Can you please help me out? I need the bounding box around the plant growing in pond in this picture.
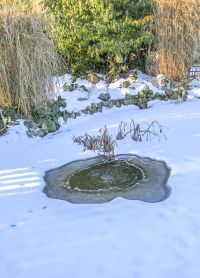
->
[73,120,167,156]
[73,126,117,157]
[116,119,167,142]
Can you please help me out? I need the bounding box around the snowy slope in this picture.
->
[0,77,200,278]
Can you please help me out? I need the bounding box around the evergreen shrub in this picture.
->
[43,0,153,77]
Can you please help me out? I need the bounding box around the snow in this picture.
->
[58,71,163,113]
[0,74,200,278]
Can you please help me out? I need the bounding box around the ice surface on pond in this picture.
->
[43,155,170,204]
[66,160,144,192]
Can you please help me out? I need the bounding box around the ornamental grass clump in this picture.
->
[151,0,200,81]
[0,0,63,116]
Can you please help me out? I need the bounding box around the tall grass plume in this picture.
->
[0,0,63,115]
[148,0,200,81]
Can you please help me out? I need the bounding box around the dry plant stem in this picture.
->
[141,121,167,141]
[116,121,128,140]
[74,121,167,156]
[73,126,117,157]
[120,120,167,142]
[130,120,142,142]
[149,0,200,81]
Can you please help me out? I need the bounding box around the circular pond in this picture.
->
[43,154,171,204]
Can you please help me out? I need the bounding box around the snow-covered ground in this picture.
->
[57,71,164,113]
[1,75,200,278]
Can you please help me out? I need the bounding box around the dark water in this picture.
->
[66,160,144,192]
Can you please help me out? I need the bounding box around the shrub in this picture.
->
[0,0,63,116]
[43,0,153,77]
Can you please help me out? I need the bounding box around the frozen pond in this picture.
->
[44,154,171,204]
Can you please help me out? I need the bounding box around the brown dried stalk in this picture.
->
[74,120,167,156]
[116,121,128,140]
[73,126,117,157]
[116,119,167,142]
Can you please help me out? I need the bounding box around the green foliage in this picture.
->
[43,0,153,76]
[63,82,89,92]
[63,82,78,91]
[25,96,67,136]
[0,106,18,135]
